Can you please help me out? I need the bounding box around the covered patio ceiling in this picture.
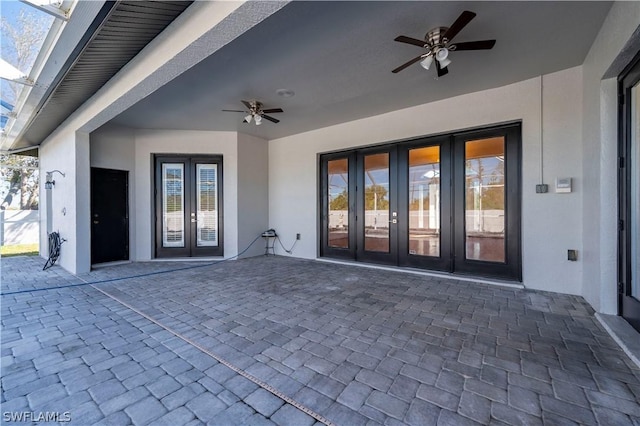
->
[109,1,612,140]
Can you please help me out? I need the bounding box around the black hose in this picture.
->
[43,232,65,270]
[4,232,265,296]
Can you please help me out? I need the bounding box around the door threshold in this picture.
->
[316,258,524,289]
[595,313,640,369]
[151,257,225,262]
[92,260,132,269]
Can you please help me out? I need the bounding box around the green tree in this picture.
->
[409,196,432,211]
[365,184,389,210]
[1,154,39,210]
[329,190,348,210]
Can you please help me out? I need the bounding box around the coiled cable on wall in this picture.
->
[275,235,298,254]
[43,232,65,271]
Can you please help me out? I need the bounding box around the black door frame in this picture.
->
[356,146,399,265]
[453,125,522,280]
[319,122,522,281]
[320,151,357,259]
[155,155,224,258]
[90,167,129,264]
[618,53,640,332]
[397,135,453,271]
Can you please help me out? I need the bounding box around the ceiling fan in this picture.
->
[222,100,283,125]
[392,10,496,77]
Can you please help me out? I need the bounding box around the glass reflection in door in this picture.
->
[327,158,350,249]
[162,163,185,248]
[196,164,218,247]
[408,146,440,257]
[364,153,390,252]
[465,137,505,262]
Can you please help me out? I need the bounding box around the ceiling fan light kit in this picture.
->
[223,100,284,125]
[420,55,434,70]
[438,57,452,68]
[435,47,449,62]
[392,10,496,77]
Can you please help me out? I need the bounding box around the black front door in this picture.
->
[619,54,640,333]
[155,156,223,258]
[91,168,129,264]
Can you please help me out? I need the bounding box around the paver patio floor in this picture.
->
[2,255,640,425]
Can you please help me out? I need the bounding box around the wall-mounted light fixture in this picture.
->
[45,170,65,190]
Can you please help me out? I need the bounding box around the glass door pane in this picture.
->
[408,146,440,257]
[162,163,185,248]
[631,82,639,300]
[465,137,505,262]
[364,153,390,252]
[328,158,349,248]
[196,164,218,247]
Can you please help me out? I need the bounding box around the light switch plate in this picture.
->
[556,178,572,193]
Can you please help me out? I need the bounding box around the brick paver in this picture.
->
[2,255,640,425]
[1,257,310,425]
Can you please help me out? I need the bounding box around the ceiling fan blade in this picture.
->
[452,40,496,51]
[443,10,476,43]
[222,109,245,112]
[392,54,424,73]
[261,114,280,124]
[394,35,426,48]
[262,108,283,114]
[435,60,449,77]
[241,100,252,110]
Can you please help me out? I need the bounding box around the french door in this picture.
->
[155,156,223,258]
[356,147,399,265]
[619,54,640,332]
[320,123,521,280]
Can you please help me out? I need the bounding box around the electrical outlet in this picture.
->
[296,233,301,240]
[536,184,548,193]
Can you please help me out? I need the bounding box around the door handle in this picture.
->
[191,219,197,223]
[389,219,397,224]
[93,220,99,224]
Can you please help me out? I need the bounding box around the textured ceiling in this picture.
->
[109,1,612,140]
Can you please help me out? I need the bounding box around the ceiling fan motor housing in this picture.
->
[425,27,449,49]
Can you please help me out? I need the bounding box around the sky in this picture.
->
[1,0,26,18]
[1,0,54,124]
